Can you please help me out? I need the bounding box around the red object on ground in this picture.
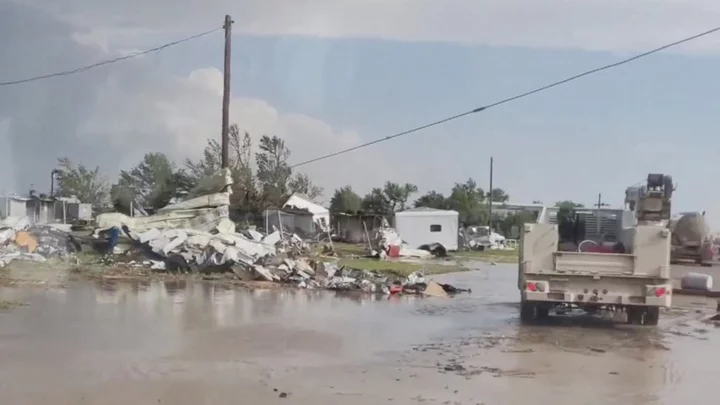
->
[584,244,614,254]
[387,245,401,257]
[389,285,403,294]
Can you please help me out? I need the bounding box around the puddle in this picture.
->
[0,263,717,404]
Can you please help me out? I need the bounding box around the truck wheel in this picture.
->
[626,307,643,325]
[643,308,660,326]
[536,306,550,319]
[520,301,536,323]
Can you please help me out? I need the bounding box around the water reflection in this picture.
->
[0,266,718,405]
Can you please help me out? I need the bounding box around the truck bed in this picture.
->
[518,222,673,309]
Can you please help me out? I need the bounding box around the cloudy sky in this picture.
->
[2,1,720,225]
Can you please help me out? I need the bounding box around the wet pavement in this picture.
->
[0,263,718,405]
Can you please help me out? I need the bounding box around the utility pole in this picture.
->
[488,156,494,230]
[221,14,233,168]
[594,193,609,237]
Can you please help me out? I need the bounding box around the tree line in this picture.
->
[54,124,583,235]
[55,125,323,216]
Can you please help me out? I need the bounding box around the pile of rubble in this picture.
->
[371,227,444,258]
[0,216,80,268]
[0,170,468,297]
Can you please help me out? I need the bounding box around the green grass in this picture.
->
[313,242,369,257]
[0,300,26,310]
[337,257,466,277]
[454,248,519,263]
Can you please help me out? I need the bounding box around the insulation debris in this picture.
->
[0,216,80,267]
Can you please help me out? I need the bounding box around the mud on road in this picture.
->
[0,263,718,405]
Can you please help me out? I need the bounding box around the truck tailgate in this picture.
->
[553,251,634,275]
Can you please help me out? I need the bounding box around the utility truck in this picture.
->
[518,174,673,325]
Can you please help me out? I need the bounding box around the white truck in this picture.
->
[518,174,673,325]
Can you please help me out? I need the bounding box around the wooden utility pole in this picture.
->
[221,14,233,168]
[488,156,494,230]
[594,193,609,236]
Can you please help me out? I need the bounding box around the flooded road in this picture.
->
[0,263,718,405]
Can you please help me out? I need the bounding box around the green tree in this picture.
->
[254,135,323,208]
[54,158,109,211]
[330,186,362,213]
[555,200,584,209]
[288,173,323,200]
[113,153,183,210]
[382,182,418,211]
[447,178,487,225]
[361,188,392,215]
[185,124,255,196]
[414,191,449,209]
[185,126,261,215]
[487,188,510,203]
[495,211,537,238]
[255,135,292,207]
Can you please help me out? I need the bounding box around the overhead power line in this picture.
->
[0,27,222,87]
[290,25,720,169]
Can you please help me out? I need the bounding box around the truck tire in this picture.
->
[520,300,536,323]
[536,306,550,319]
[643,308,660,326]
[626,307,643,325]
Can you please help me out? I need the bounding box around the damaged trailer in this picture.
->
[395,208,460,251]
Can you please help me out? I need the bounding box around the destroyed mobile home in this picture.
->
[0,169,467,297]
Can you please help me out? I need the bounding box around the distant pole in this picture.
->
[596,193,602,235]
[221,14,233,168]
[488,156,494,230]
[594,193,609,236]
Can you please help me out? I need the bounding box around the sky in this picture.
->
[2,1,720,226]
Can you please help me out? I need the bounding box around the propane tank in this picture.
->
[672,212,709,246]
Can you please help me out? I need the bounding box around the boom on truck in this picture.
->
[518,173,673,326]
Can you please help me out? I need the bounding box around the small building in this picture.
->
[282,193,330,230]
[395,207,460,251]
[263,193,331,237]
[0,195,29,219]
[333,213,387,244]
[0,194,92,224]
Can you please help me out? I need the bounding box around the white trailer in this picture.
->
[395,208,459,251]
[518,174,674,325]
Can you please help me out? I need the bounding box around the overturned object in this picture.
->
[681,272,713,291]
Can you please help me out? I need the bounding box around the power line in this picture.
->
[290,25,720,169]
[0,27,223,87]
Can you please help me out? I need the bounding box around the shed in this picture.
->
[333,213,387,244]
[282,193,330,231]
[395,207,460,251]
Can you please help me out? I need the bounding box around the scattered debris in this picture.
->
[0,216,80,268]
[0,170,469,297]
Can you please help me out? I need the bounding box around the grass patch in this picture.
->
[337,257,466,277]
[454,249,518,263]
[0,300,26,310]
[312,242,369,257]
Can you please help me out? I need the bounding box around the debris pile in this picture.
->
[0,216,79,268]
[371,227,434,259]
[0,169,468,297]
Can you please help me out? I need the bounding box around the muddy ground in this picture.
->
[0,262,718,405]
